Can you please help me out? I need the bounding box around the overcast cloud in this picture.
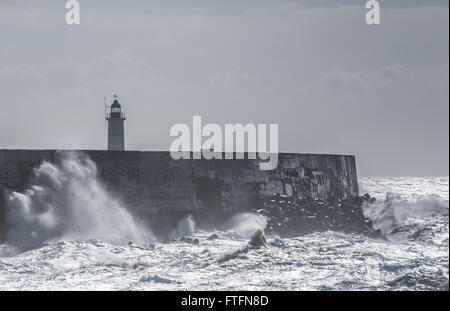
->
[0,0,448,176]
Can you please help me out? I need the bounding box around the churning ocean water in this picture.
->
[0,159,448,291]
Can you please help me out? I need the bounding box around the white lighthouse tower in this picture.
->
[106,94,126,151]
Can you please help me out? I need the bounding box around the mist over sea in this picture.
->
[0,155,448,290]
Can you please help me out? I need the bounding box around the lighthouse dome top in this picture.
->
[111,94,121,107]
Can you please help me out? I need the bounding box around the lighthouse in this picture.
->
[106,94,126,151]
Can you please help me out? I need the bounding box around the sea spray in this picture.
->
[5,151,152,247]
[227,212,268,239]
[363,193,449,234]
[168,215,196,240]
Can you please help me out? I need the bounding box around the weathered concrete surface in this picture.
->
[0,149,359,239]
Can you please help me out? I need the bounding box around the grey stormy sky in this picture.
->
[0,0,448,176]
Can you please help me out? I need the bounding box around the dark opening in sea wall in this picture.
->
[0,150,359,240]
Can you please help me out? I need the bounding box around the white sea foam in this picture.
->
[0,177,447,290]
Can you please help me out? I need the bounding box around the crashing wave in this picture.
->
[5,151,153,248]
[363,192,449,234]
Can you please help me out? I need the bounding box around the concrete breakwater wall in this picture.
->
[0,150,359,238]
